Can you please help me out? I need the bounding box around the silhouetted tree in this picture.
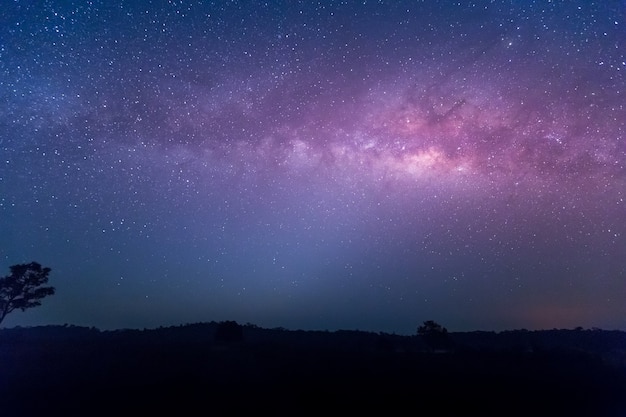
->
[417,320,451,351]
[214,320,243,343]
[417,320,447,336]
[0,262,55,326]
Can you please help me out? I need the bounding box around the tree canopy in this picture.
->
[417,320,448,337]
[417,320,451,351]
[0,262,55,326]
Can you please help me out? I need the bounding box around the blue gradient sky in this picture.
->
[1,0,625,333]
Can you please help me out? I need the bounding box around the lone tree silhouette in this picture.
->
[417,320,447,336]
[0,262,55,326]
[417,320,451,351]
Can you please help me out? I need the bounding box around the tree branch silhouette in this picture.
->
[0,262,55,326]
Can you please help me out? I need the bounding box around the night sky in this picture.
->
[1,0,625,333]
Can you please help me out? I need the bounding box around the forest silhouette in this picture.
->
[1,321,625,416]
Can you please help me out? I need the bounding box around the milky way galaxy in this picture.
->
[1,1,625,333]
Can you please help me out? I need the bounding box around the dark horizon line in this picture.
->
[2,320,623,335]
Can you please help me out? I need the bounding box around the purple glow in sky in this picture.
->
[1,0,625,333]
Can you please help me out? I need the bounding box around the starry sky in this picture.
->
[1,0,625,333]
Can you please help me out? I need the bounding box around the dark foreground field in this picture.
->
[1,323,625,416]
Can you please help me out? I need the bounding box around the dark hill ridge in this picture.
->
[1,323,625,416]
